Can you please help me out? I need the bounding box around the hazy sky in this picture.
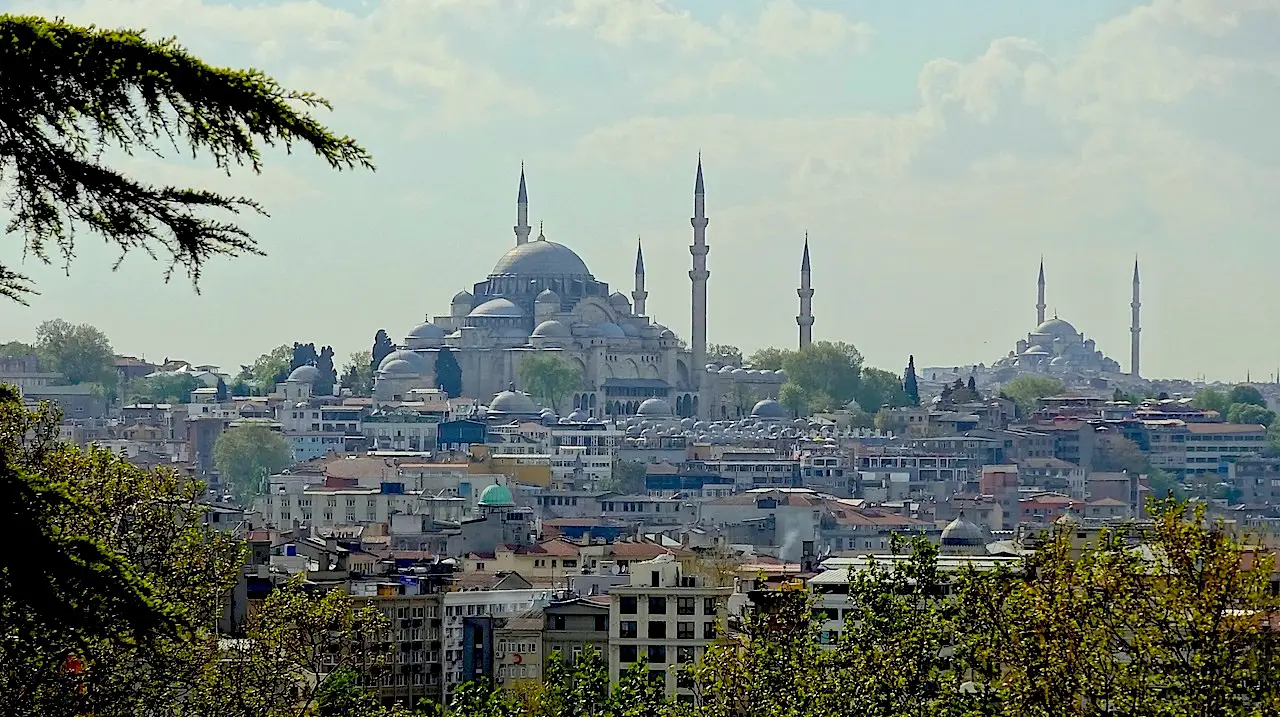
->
[4,0,1278,381]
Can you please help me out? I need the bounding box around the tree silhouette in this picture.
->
[435,348,463,399]
[316,345,336,396]
[370,330,394,375]
[903,355,920,406]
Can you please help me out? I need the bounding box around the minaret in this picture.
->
[514,164,531,246]
[1130,257,1141,377]
[1036,257,1046,325]
[796,233,814,350]
[689,155,709,391]
[632,237,648,316]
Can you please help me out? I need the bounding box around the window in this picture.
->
[594,615,608,632]
[620,596,637,615]
[677,597,696,615]
[703,597,718,615]
[677,622,694,639]
[648,621,667,639]
[703,621,717,639]
[676,669,694,689]
[563,559,578,568]
[551,615,566,631]
[651,570,660,587]
[677,646,695,664]
[619,645,638,663]
[647,645,666,663]
[620,621,637,639]
[648,597,667,615]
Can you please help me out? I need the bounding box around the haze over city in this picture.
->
[5,0,1278,381]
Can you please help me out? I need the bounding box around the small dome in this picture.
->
[379,349,428,374]
[636,398,673,417]
[774,369,787,379]
[567,409,589,422]
[659,329,676,340]
[536,288,560,304]
[941,514,987,548]
[609,291,631,309]
[380,359,416,375]
[1022,345,1051,356]
[452,290,474,304]
[718,365,734,374]
[407,322,447,340]
[1049,356,1068,366]
[531,320,570,338]
[490,389,537,415]
[478,482,515,507]
[596,322,626,339]
[750,399,788,420]
[469,298,524,318]
[287,364,320,383]
[732,368,748,376]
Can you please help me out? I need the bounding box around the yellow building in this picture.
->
[469,444,551,489]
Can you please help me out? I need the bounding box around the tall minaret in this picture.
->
[796,233,814,350]
[632,237,647,316]
[514,164,531,246]
[689,155,709,390]
[1036,257,1047,325]
[1131,257,1141,377]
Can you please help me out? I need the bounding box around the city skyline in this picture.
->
[4,0,1278,381]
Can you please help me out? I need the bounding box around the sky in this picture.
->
[3,0,1279,381]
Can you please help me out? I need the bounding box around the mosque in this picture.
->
[373,161,815,419]
[991,259,1141,377]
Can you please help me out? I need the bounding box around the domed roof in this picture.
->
[407,322,447,340]
[490,389,537,415]
[379,349,428,374]
[596,322,626,339]
[478,482,515,507]
[287,364,320,383]
[491,239,592,277]
[452,289,473,304]
[531,319,570,338]
[469,298,524,318]
[636,398,673,417]
[379,358,416,375]
[750,399,788,420]
[1035,318,1078,338]
[567,409,589,422]
[536,288,560,304]
[1022,345,1051,356]
[609,291,631,307]
[941,514,987,548]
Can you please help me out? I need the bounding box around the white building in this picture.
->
[442,588,549,696]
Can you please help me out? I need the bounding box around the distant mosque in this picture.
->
[372,160,818,419]
[992,259,1141,377]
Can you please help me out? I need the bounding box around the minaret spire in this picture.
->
[689,154,709,412]
[1036,257,1046,325]
[632,236,648,316]
[514,164,531,246]
[797,233,813,350]
[1131,256,1141,377]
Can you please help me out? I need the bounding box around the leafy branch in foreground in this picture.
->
[0,14,374,302]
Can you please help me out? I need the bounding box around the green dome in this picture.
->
[478,482,515,507]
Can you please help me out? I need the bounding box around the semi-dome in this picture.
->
[531,319,570,338]
[287,364,320,383]
[941,514,987,550]
[469,298,524,318]
[636,398,673,418]
[536,288,560,304]
[1035,318,1079,339]
[596,322,626,339]
[407,322,447,340]
[750,399,788,420]
[490,389,537,415]
[491,240,592,277]
[379,358,417,375]
[478,482,515,507]
[379,349,429,374]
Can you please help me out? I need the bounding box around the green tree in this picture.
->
[1227,384,1267,409]
[0,14,372,303]
[213,423,293,502]
[371,329,395,374]
[519,354,581,413]
[856,367,909,412]
[340,349,374,396]
[777,381,808,418]
[127,372,200,404]
[998,375,1064,415]
[604,458,647,494]
[34,319,115,386]
[250,344,292,390]
[903,354,920,406]
[1092,434,1148,474]
[1226,402,1276,427]
[1146,466,1184,501]
[1192,387,1230,414]
[784,341,863,407]
[436,347,463,398]
[707,343,743,367]
[0,340,35,357]
[747,347,790,371]
[1270,420,1280,452]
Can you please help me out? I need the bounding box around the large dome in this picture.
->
[287,364,320,383]
[490,389,537,415]
[491,240,592,277]
[1035,318,1079,339]
[750,399,788,420]
[636,398,673,418]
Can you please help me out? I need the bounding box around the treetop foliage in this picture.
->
[0,14,373,302]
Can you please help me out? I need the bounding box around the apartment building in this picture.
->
[1183,422,1268,476]
[442,586,548,697]
[1226,455,1280,505]
[350,579,447,708]
[608,554,731,702]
